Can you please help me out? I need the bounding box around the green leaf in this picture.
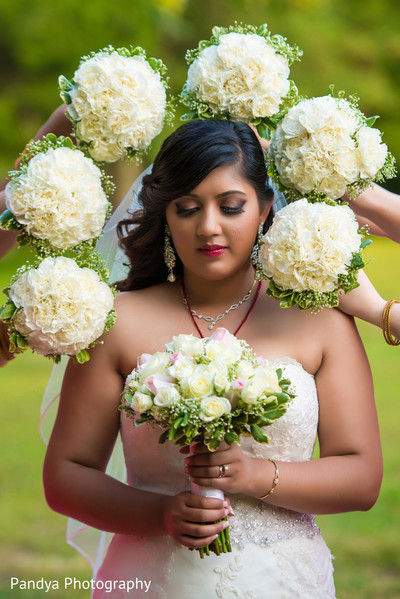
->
[158,429,170,444]
[75,349,90,364]
[263,407,287,420]
[205,438,220,451]
[365,115,379,127]
[250,424,270,444]
[224,431,241,445]
[0,299,18,321]
[360,239,373,250]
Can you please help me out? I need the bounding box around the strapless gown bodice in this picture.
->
[95,358,336,598]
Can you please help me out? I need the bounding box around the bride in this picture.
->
[43,120,382,598]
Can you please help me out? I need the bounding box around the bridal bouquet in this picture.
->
[1,134,113,253]
[121,327,293,557]
[180,23,302,138]
[269,91,396,202]
[258,199,371,312]
[59,46,173,163]
[0,256,115,363]
[0,134,117,363]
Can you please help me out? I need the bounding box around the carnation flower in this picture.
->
[181,24,302,135]
[59,47,171,163]
[5,146,109,250]
[6,256,115,359]
[259,199,370,311]
[269,94,395,201]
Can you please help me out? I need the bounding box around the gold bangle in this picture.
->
[256,458,279,500]
[13,138,34,170]
[382,300,400,346]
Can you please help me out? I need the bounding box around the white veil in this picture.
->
[39,166,286,576]
[39,165,152,575]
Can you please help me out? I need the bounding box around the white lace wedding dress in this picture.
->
[94,359,336,598]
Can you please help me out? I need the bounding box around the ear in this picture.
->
[260,195,274,222]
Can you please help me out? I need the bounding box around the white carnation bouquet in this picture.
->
[0,256,116,364]
[258,199,372,312]
[121,327,293,557]
[269,90,396,201]
[59,46,174,163]
[180,23,302,138]
[0,134,114,254]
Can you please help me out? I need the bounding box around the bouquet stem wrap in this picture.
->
[189,443,231,558]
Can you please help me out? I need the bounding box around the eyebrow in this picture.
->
[182,190,247,199]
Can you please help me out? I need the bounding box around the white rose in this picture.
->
[131,391,153,414]
[200,396,231,422]
[153,386,181,408]
[172,334,204,357]
[138,352,170,382]
[205,340,242,366]
[241,382,264,405]
[183,365,214,398]
[168,356,196,380]
[236,360,255,380]
[252,365,282,394]
[9,257,114,356]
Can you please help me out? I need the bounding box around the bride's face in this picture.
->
[165,164,272,281]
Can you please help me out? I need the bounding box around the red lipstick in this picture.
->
[198,244,226,257]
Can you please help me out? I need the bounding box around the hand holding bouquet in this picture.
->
[121,327,293,557]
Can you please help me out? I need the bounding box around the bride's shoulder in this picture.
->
[114,282,175,315]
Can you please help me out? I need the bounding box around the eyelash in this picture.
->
[176,206,245,217]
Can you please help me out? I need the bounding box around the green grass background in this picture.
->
[0,236,399,598]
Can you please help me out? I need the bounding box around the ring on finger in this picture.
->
[217,464,228,478]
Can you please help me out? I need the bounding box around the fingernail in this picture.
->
[228,507,235,516]
[212,534,219,541]
[224,508,229,517]
[222,521,229,529]
[223,500,228,507]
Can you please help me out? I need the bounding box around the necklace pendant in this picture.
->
[208,323,215,330]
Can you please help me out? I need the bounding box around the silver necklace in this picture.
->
[182,279,257,330]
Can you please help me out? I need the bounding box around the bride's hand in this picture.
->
[162,492,230,549]
[184,441,255,495]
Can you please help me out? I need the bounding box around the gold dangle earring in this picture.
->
[164,225,176,282]
[251,222,265,280]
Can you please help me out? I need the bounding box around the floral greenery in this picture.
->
[0,133,114,257]
[59,45,175,163]
[180,22,302,139]
[268,87,397,202]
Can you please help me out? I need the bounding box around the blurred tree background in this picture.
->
[1,1,400,598]
[0,0,399,192]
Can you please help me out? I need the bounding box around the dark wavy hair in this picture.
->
[117,120,274,291]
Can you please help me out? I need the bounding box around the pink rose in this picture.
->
[145,374,175,395]
[137,353,152,368]
[208,327,234,345]
[169,352,182,363]
[231,378,246,391]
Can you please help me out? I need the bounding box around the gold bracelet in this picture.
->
[256,458,279,500]
[13,138,34,170]
[382,300,400,346]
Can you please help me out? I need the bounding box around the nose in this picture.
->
[196,205,223,238]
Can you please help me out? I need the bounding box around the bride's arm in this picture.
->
[43,296,229,548]
[186,310,383,515]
